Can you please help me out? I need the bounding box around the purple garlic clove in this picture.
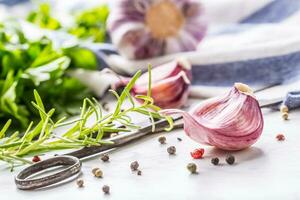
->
[161,83,264,151]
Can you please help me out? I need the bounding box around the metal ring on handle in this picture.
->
[15,155,81,190]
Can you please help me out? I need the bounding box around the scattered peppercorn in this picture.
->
[137,170,142,176]
[102,185,110,194]
[280,105,289,113]
[226,155,235,165]
[211,157,219,165]
[95,169,103,178]
[167,146,176,155]
[187,163,197,174]
[101,154,110,162]
[282,112,288,120]
[158,136,166,144]
[92,167,99,174]
[177,137,182,142]
[76,179,84,187]
[130,161,139,171]
[190,148,205,159]
[276,134,285,141]
[92,168,103,178]
[32,155,41,163]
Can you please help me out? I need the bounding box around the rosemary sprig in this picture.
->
[0,67,173,168]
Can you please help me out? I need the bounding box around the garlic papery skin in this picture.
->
[161,83,264,151]
[107,0,207,60]
[113,58,192,108]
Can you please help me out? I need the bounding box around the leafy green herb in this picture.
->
[0,23,97,129]
[27,3,61,30]
[0,67,173,169]
[27,3,109,42]
[68,5,109,42]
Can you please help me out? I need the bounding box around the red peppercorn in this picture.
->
[276,134,285,141]
[32,155,41,163]
[190,148,205,159]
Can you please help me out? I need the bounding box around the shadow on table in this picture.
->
[206,147,264,163]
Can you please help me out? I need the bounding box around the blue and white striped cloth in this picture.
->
[105,0,300,84]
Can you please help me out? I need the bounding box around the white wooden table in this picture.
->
[1,99,300,200]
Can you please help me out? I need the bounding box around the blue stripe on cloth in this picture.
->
[283,91,300,109]
[241,0,300,23]
[0,0,28,6]
[191,50,300,86]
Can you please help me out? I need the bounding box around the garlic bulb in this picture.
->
[113,58,192,108]
[161,83,264,150]
[107,0,207,59]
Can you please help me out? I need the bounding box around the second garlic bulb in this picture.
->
[107,0,207,60]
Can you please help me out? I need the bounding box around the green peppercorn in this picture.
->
[187,163,197,174]
[282,112,289,120]
[92,167,99,175]
[92,168,103,177]
[226,155,235,165]
[167,146,176,155]
[280,105,288,113]
[158,136,166,144]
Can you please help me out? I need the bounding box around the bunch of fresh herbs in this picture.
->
[0,22,97,129]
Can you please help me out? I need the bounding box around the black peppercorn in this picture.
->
[101,154,110,162]
[167,146,176,155]
[137,170,142,176]
[211,157,219,165]
[226,155,235,165]
[158,136,166,144]
[76,179,84,187]
[177,137,182,142]
[130,161,139,171]
[102,185,110,194]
